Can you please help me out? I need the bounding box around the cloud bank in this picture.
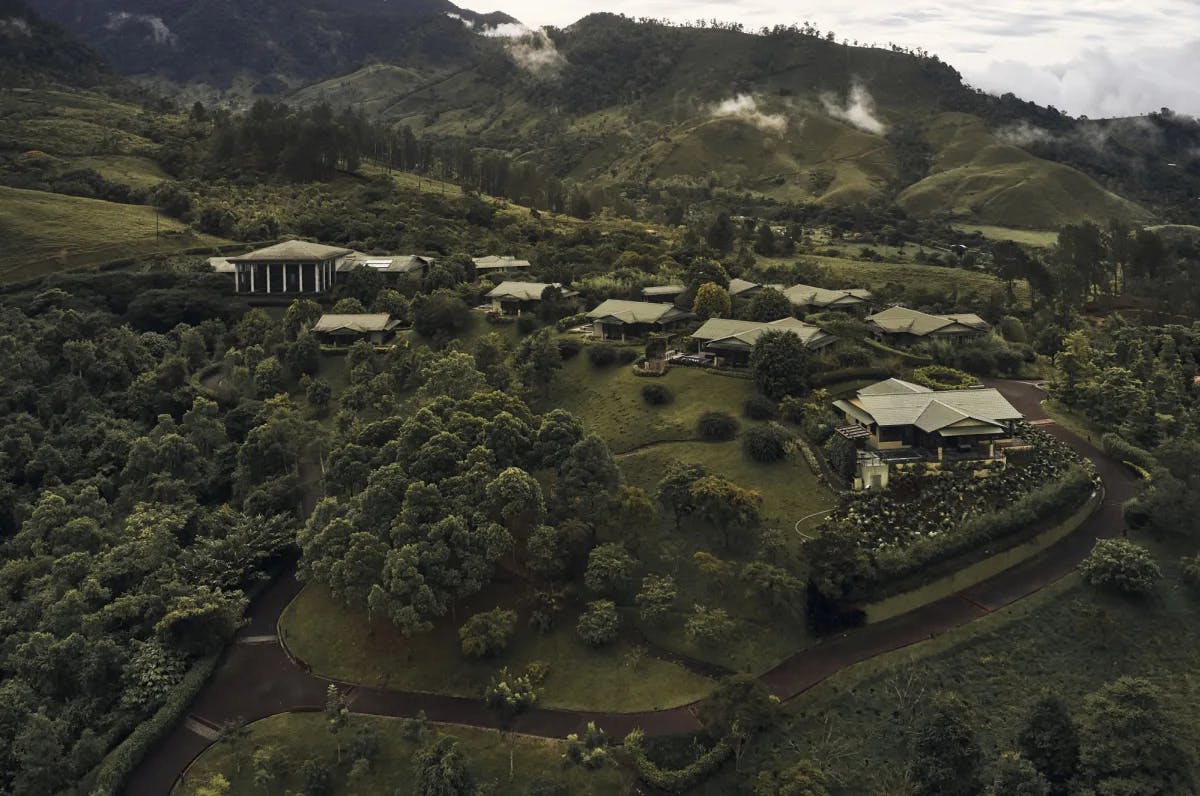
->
[447,14,566,78]
[710,94,788,133]
[105,12,175,46]
[821,83,886,134]
[0,17,32,37]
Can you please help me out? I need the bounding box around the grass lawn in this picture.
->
[953,223,1059,248]
[1043,399,1106,447]
[0,186,225,283]
[699,537,1200,795]
[173,713,632,795]
[541,354,758,454]
[279,581,714,712]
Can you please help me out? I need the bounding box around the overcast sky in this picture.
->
[482,0,1200,118]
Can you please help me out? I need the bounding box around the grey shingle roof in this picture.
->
[857,378,932,396]
[339,254,431,273]
[473,255,531,270]
[227,240,353,262]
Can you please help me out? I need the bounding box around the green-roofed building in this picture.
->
[691,317,835,366]
[866,305,991,346]
[585,299,695,340]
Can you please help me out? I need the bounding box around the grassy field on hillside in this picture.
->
[953,223,1059,248]
[174,713,632,796]
[73,154,169,189]
[899,113,1150,229]
[280,581,714,712]
[0,186,225,283]
[540,354,759,454]
[699,538,1200,794]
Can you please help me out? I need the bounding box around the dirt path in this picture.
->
[124,380,1135,795]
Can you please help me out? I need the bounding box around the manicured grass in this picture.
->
[618,439,832,531]
[173,713,631,795]
[541,354,758,454]
[1043,399,1106,446]
[0,185,225,283]
[702,538,1200,794]
[279,582,713,712]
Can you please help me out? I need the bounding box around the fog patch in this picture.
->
[0,17,32,37]
[821,82,887,135]
[446,14,565,78]
[106,12,175,46]
[710,94,789,134]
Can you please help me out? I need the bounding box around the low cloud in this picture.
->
[447,14,566,78]
[821,82,887,134]
[973,40,1200,118]
[106,11,175,46]
[710,94,788,134]
[0,17,32,37]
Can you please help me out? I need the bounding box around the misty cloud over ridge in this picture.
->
[447,13,566,78]
[710,95,788,133]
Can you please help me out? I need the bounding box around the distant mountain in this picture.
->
[0,0,106,85]
[24,0,512,89]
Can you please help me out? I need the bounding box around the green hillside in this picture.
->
[0,185,222,282]
[897,113,1150,228]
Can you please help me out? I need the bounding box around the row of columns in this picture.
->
[236,260,339,294]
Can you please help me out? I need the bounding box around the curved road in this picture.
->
[124,380,1135,795]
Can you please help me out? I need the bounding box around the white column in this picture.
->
[249,265,255,293]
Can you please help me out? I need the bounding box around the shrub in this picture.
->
[642,384,673,406]
[1182,555,1200,595]
[584,543,635,595]
[576,600,620,646]
[779,396,805,424]
[910,364,976,390]
[1080,539,1161,596]
[516,315,540,334]
[624,729,732,793]
[617,347,639,365]
[458,608,518,658]
[697,411,739,441]
[742,423,792,463]
[1100,433,1157,475]
[743,395,779,420]
[555,312,589,332]
[556,338,582,359]
[588,343,619,367]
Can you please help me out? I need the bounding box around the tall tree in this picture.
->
[908,692,983,796]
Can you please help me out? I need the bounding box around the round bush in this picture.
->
[743,395,779,421]
[576,600,620,647]
[516,315,540,334]
[588,344,619,367]
[642,383,674,406]
[617,348,639,365]
[697,411,739,441]
[556,338,582,359]
[1080,538,1161,596]
[742,423,792,463]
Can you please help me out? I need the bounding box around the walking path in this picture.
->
[124,380,1135,795]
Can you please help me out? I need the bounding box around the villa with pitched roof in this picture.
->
[834,378,1023,456]
[833,378,1025,488]
[473,255,532,274]
[585,299,695,340]
[783,283,875,313]
[867,306,990,346]
[691,317,836,366]
[641,284,686,303]
[312,313,401,346]
[484,281,578,315]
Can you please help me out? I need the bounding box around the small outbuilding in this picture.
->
[312,313,401,346]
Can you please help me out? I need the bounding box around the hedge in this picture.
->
[863,337,933,363]
[555,312,590,332]
[811,366,892,388]
[870,465,1096,595]
[86,653,223,795]
[624,729,732,793]
[1100,432,1158,476]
